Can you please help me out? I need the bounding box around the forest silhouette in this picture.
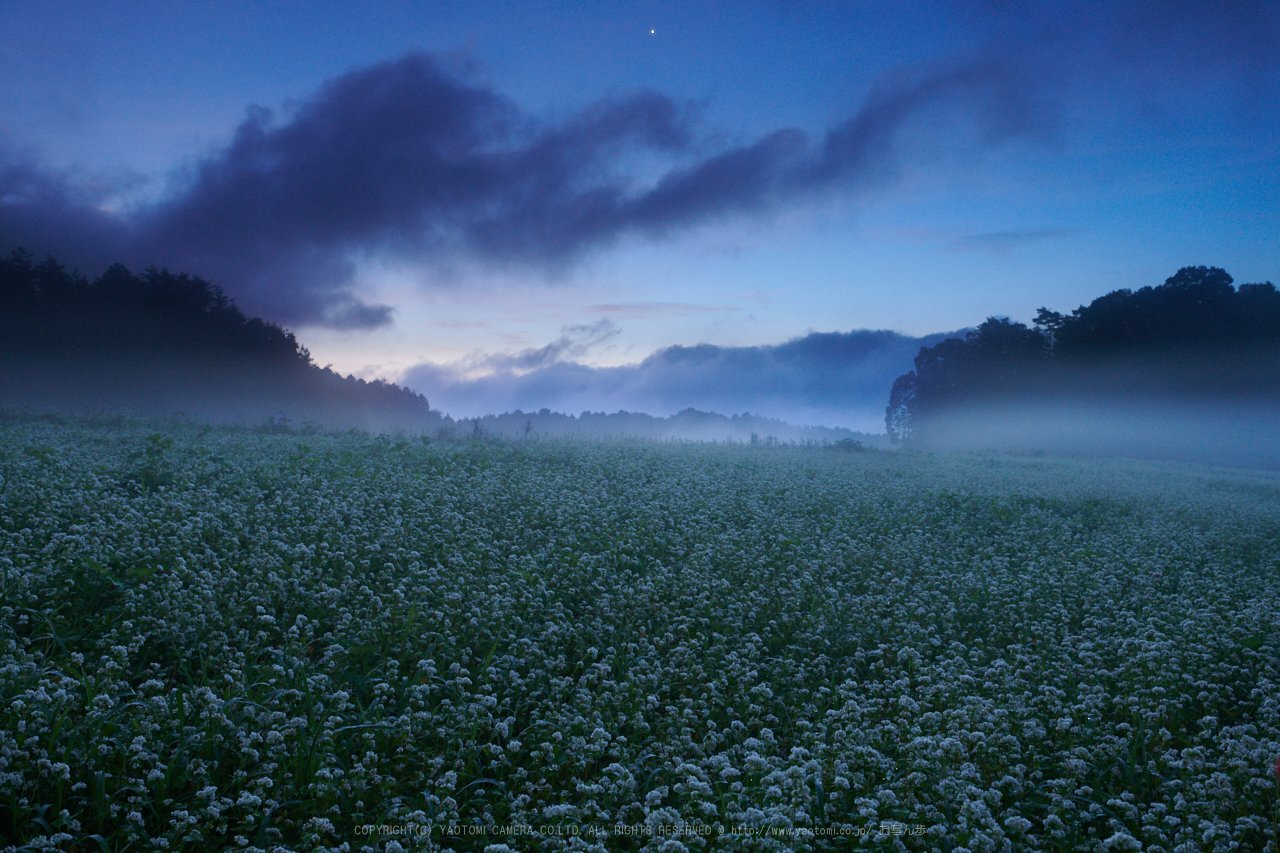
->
[887,267,1280,467]
[0,248,431,430]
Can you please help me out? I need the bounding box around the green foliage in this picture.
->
[122,433,175,494]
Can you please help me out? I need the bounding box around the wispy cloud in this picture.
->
[445,319,621,377]
[585,302,738,317]
[946,227,1082,255]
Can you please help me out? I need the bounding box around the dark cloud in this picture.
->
[322,298,396,331]
[402,328,963,432]
[807,60,1048,187]
[0,50,1052,329]
[135,57,696,317]
[3,0,1273,328]
[0,145,131,274]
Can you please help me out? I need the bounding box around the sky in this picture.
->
[2,0,1277,432]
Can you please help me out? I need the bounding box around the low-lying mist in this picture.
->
[913,399,1280,470]
[0,356,438,435]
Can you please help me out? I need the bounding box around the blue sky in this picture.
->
[2,0,1276,431]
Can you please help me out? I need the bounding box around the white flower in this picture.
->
[1103,831,1143,851]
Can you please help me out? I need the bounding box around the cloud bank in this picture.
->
[402,327,963,433]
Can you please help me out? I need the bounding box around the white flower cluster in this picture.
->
[1,415,1278,852]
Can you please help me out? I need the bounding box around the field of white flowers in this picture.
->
[2,413,1278,853]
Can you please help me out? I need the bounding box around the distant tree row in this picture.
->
[458,407,887,446]
[1,248,310,365]
[0,247,432,429]
[886,267,1280,445]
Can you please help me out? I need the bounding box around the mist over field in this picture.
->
[908,400,1280,471]
[5,248,1279,469]
[882,269,1280,470]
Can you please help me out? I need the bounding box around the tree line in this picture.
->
[0,248,432,430]
[886,266,1280,450]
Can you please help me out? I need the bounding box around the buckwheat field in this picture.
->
[3,414,1278,853]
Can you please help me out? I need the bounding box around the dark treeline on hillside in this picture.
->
[887,267,1280,467]
[456,407,890,446]
[0,248,433,431]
